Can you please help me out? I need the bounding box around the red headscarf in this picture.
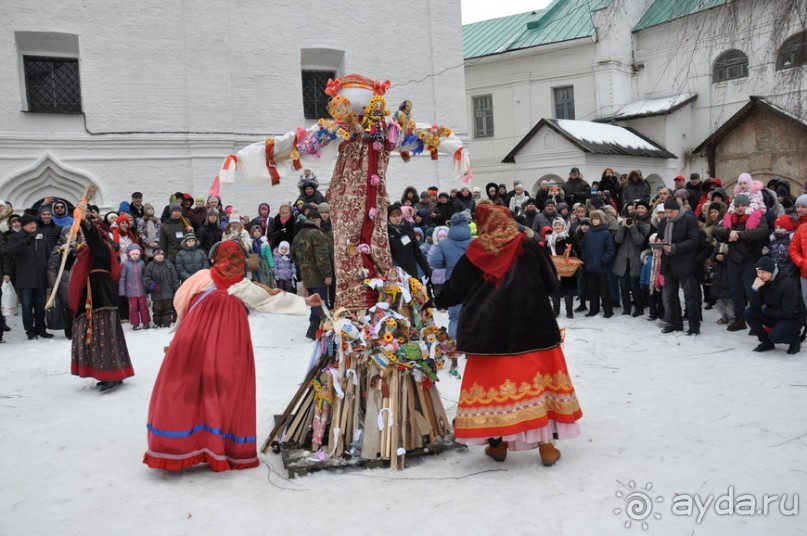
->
[465,202,526,283]
[210,240,246,289]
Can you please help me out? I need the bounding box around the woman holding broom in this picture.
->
[432,201,583,466]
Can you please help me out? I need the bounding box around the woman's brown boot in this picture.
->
[485,441,508,462]
[538,442,561,466]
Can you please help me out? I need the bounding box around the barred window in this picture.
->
[473,94,494,138]
[302,70,335,119]
[24,55,82,113]
[777,32,807,71]
[713,50,749,82]
[553,86,575,120]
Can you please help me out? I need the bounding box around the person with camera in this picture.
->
[613,205,651,317]
[7,214,52,339]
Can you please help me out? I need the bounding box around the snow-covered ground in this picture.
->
[2,306,806,536]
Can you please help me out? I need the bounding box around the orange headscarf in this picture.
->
[210,240,246,289]
[465,202,526,283]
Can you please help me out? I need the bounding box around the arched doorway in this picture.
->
[0,153,102,209]
[531,174,563,196]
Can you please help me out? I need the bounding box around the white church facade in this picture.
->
[463,0,807,194]
[0,1,467,212]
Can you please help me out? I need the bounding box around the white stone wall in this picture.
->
[0,0,467,214]
[464,0,807,190]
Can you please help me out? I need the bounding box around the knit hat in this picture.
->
[472,187,481,193]
[556,202,569,212]
[169,203,182,213]
[20,213,36,226]
[579,218,591,226]
[737,172,753,185]
[589,197,603,209]
[733,194,750,206]
[420,191,430,199]
[278,240,290,252]
[774,214,795,231]
[796,194,807,207]
[126,243,142,253]
[655,203,667,214]
[544,198,556,207]
[153,248,164,256]
[195,196,206,203]
[674,189,689,199]
[318,202,330,213]
[755,256,776,273]
[228,212,241,223]
[182,233,197,244]
[388,203,403,216]
[663,198,680,211]
[450,212,468,226]
[117,212,132,223]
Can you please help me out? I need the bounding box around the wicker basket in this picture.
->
[551,246,583,278]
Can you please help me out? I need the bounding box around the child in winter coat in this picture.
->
[428,226,450,295]
[766,214,796,278]
[119,244,151,330]
[273,240,297,293]
[175,233,209,282]
[722,172,765,229]
[546,217,580,319]
[143,248,180,328]
[254,235,276,287]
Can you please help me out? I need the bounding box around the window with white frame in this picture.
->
[553,86,575,120]
[713,49,749,82]
[300,48,344,120]
[473,94,494,138]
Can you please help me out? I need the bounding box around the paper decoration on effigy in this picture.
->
[262,267,462,474]
[215,73,471,310]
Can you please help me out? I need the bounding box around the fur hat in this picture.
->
[589,210,605,222]
[733,194,750,207]
[755,256,776,273]
[20,213,37,226]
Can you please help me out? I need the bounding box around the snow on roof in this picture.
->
[556,119,658,151]
[609,93,697,120]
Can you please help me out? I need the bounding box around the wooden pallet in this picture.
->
[271,416,466,478]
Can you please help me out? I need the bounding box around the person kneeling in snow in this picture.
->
[744,256,805,355]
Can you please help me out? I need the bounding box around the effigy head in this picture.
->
[325,74,391,116]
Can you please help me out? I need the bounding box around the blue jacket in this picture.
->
[583,224,615,274]
[428,221,472,279]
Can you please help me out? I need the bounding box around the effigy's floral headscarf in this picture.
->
[210,240,246,289]
[465,201,525,283]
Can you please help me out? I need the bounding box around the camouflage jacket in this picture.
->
[290,221,332,288]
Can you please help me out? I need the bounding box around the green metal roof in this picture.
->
[463,0,612,60]
[633,0,733,31]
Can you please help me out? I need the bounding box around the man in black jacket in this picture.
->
[387,204,431,282]
[37,207,63,250]
[744,256,804,354]
[656,198,701,335]
[7,214,52,339]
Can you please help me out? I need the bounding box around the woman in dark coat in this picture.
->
[582,210,615,318]
[267,204,296,249]
[387,204,431,280]
[545,217,580,318]
[69,209,134,393]
[433,201,582,466]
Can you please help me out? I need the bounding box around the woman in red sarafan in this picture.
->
[433,201,583,466]
[144,240,320,472]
